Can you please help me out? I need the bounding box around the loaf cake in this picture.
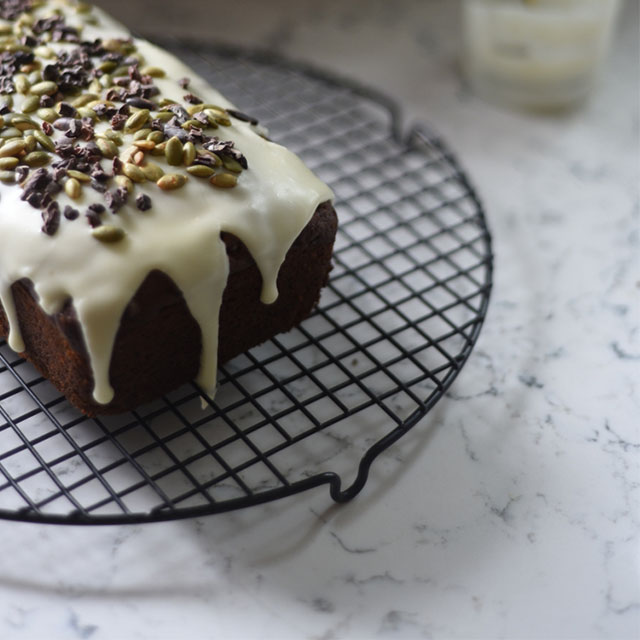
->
[0,0,336,415]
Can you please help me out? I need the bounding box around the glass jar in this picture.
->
[461,0,622,110]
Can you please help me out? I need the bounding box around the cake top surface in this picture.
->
[0,0,333,405]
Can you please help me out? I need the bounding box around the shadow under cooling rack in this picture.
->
[0,41,493,524]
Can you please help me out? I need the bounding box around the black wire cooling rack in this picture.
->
[0,41,493,524]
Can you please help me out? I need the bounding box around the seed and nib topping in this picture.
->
[0,0,257,242]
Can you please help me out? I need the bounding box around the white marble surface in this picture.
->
[1,1,639,638]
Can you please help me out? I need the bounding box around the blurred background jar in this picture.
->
[461,0,622,110]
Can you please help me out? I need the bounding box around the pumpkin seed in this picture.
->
[141,66,166,78]
[24,134,36,152]
[0,127,22,139]
[88,78,102,94]
[154,111,173,122]
[187,164,215,178]
[157,173,187,190]
[0,139,26,157]
[23,151,51,167]
[0,157,18,169]
[142,162,164,181]
[97,60,118,73]
[92,225,126,243]
[33,129,55,152]
[104,129,123,145]
[181,119,202,130]
[182,141,196,166]
[36,107,58,123]
[133,140,155,151]
[147,130,164,144]
[34,45,54,59]
[29,80,58,96]
[210,172,238,188]
[71,93,99,108]
[67,169,91,182]
[125,109,150,133]
[64,177,81,199]
[77,107,97,121]
[222,157,244,173]
[13,118,38,131]
[21,94,40,113]
[165,136,183,166]
[99,73,113,89]
[123,163,146,183]
[133,127,152,141]
[150,142,166,156]
[115,175,133,192]
[13,74,29,94]
[186,104,205,116]
[96,137,118,159]
[28,70,42,85]
[0,170,15,183]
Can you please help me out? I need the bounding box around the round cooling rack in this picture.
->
[0,40,493,524]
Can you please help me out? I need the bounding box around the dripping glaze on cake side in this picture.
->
[0,0,333,405]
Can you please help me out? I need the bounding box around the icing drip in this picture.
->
[0,1,333,404]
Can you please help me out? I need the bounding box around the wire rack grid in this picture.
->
[0,41,493,524]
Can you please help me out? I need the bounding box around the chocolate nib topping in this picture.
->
[0,0,32,21]
[0,6,252,238]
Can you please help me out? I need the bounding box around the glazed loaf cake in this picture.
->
[0,1,336,415]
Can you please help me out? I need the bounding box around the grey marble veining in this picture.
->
[0,1,638,639]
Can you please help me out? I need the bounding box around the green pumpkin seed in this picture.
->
[75,2,92,13]
[28,70,42,84]
[187,164,215,178]
[77,107,97,121]
[115,175,133,193]
[182,141,196,166]
[34,45,54,59]
[142,162,164,182]
[125,109,150,133]
[210,172,238,188]
[222,157,244,173]
[96,137,118,159]
[164,136,183,166]
[92,225,126,243]
[13,74,29,94]
[99,73,113,89]
[67,169,91,182]
[24,134,36,152]
[64,177,81,199]
[123,163,146,183]
[0,115,4,128]
[186,104,205,116]
[133,127,152,141]
[29,80,58,96]
[133,140,155,151]
[0,156,18,169]
[0,170,15,183]
[0,127,22,139]
[154,111,173,123]
[141,66,166,78]
[104,129,123,145]
[147,130,164,144]
[88,78,102,94]
[0,139,26,157]
[159,98,177,107]
[21,94,40,113]
[97,60,118,73]
[36,107,58,123]
[33,129,55,152]
[23,151,50,167]
[71,93,99,108]
[157,173,188,190]
[181,119,202,130]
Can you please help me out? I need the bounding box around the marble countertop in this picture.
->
[1,1,638,638]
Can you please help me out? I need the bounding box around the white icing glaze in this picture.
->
[0,1,333,405]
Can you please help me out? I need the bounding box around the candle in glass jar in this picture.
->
[462,0,621,109]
